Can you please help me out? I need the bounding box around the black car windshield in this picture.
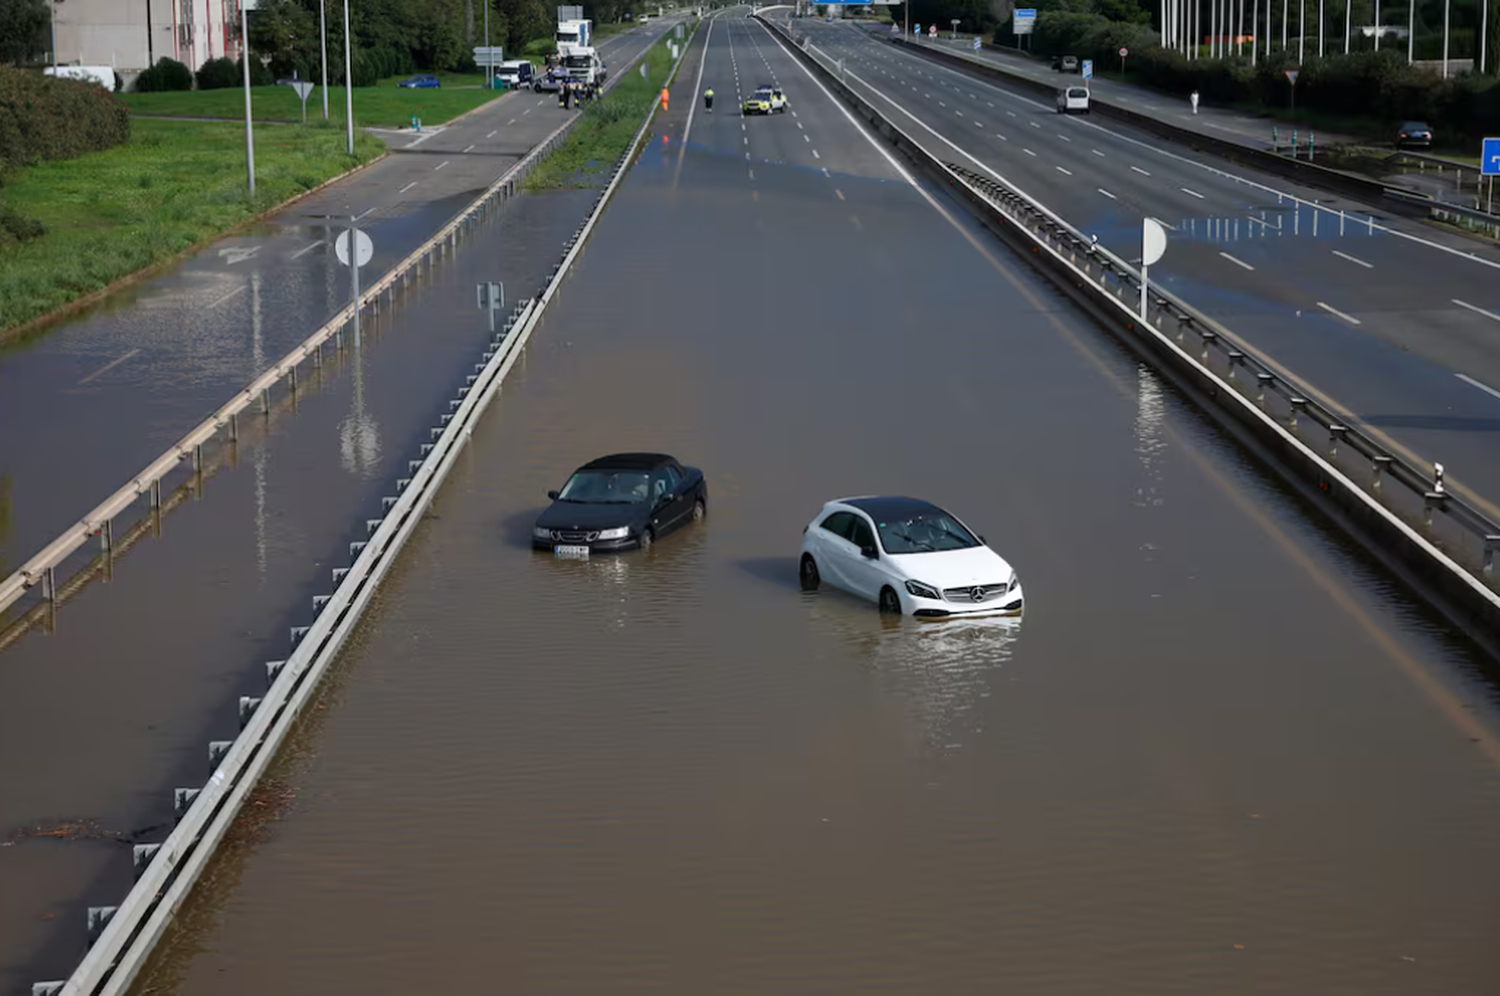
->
[874,512,981,554]
[1401,121,1429,130]
[557,469,652,503]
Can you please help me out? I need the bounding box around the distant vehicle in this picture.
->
[43,65,116,91]
[1395,120,1433,149]
[798,496,1024,617]
[532,453,707,555]
[496,60,535,88]
[1057,85,1090,114]
[398,74,441,89]
[532,69,563,92]
[743,85,788,115]
[1052,55,1079,72]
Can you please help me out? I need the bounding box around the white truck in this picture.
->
[559,47,607,86]
[556,19,594,58]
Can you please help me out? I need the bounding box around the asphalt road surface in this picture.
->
[774,15,1500,521]
[0,19,675,588]
[122,16,1500,996]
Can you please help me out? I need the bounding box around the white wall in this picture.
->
[52,0,246,73]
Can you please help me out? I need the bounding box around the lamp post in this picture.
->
[343,0,354,154]
[320,0,329,119]
[1442,0,1450,76]
[241,0,256,195]
[51,0,60,73]
[485,0,492,88]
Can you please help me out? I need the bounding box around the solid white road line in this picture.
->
[1097,187,1116,199]
[77,349,142,386]
[1317,301,1362,325]
[1219,251,1255,270]
[1024,148,1036,156]
[1180,186,1205,199]
[1092,148,1105,156]
[1332,249,1373,268]
[1131,165,1150,175]
[1056,166,1073,175]
[1452,298,1500,322]
[1456,373,1500,401]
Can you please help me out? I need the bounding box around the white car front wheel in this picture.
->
[879,586,901,615]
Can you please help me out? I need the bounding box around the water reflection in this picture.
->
[338,345,383,479]
[1133,364,1166,509]
[803,590,1022,753]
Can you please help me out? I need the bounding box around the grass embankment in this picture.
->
[121,74,500,128]
[523,33,681,191]
[0,119,383,337]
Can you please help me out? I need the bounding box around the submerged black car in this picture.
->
[532,453,707,553]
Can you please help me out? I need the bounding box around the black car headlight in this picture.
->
[904,580,940,600]
[596,526,630,541]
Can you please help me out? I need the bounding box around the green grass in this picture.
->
[524,30,684,191]
[0,118,383,337]
[121,77,502,128]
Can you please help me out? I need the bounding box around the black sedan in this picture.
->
[532,453,707,554]
[1396,121,1433,149]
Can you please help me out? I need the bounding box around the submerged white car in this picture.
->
[798,496,1024,617]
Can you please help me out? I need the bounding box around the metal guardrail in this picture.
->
[31,23,699,996]
[765,16,1500,656]
[0,30,675,626]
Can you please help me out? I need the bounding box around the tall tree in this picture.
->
[0,0,49,66]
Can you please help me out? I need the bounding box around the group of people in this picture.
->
[557,79,602,109]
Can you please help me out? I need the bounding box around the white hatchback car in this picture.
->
[1057,85,1090,114]
[799,496,1024,617]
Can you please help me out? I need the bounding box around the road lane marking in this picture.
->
[1098,187,1116,199]
[1023,148,1036,156]
[1219,251,1255,270]
[487,129,498,137]
[1453,298,1500,321]
[208,285,247,308]
[1332,249,1373,268]
[463,144,475,152]
[1317,301,1362,325]
[1180,186,1205,198]
[803,133,810,142]
[434,160,450,170]
[812,149,820,159]
[1457,373,1500,401]
[398,181,418,193]
[1057,134,1072,142]
[1056,166,1072,175]
[523,107,532,115]
[1092,148,1105,156]
[851,215,862,230]
[822,166,831,176]
[77,349,142,386]
[290,240,322,259]
[1131,165,1151,175]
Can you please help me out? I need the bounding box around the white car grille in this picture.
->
[942,583,1009,603]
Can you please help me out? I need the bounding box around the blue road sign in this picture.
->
[1082,59,1094,78]
[1483,137,1500,177]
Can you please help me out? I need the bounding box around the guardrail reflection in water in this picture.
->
[765,17,1500,654]
[33,22,701,996]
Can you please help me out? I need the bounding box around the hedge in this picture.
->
[0,67,132,170]
[135,57,194,92]
[196,56,275,89]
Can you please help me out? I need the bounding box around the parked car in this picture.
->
[1395,121,1433,149]
[1057,85,1090,114]
[798,496,1024,618]
[532,453,707,555]
[397,74,441,89]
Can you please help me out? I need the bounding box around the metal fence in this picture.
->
[767,16,1500,656]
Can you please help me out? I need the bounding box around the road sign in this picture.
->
[477,281,504,311]
[1482,137,1500,176]
[1013,8,1037,34]
[558,5,583,20]
[1082,58,1094,78]
[973,36,982,50]
[287,80,314,101]
[1285,68,1299,85]
[1140,217,1168,319]
[473,46,504,66]
[335,229,373,269]
[1118,46,1129,57]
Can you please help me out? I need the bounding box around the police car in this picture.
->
[742,85,788,115]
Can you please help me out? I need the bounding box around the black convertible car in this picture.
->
[532,453,707,554]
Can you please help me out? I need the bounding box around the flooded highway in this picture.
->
[132,18,1500,996]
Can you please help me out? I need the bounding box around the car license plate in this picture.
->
[554,544,590,559]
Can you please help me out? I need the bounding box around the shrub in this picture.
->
[0,203,46,245]
[0,67,132,170]
[197,56,240,90]
[135,57,194,92]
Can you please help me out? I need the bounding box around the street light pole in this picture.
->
[485,0,491,89]
[343,0,354,154]
[51,0,59,73]
[320,0,329,119]
[1442,0,1450,76]
[241,0,255,196]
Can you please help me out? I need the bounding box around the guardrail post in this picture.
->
[150,478,162,509]
[1288,397,1307,429]
[86,907,117,947]
[238,696,263,729]
[1329,424,1348,457]
[192,444,203,473]
[290,625,311,646]
[208,741,232,769]
[261,388,271,413]
[1255,372,1273,406]
[132,844,161,880]
[34,980,65,995]
[42,566,56,602]
[229,413,239,441]
[266,659,286,683]
[1199,330,1217,362]
[1423,490,1448,532]
[173,787,200,821]
[99,519,113,553]
[1485,536,1499,574]
[1226,350,1245,380]
[288,364,298,393]
[1373,454,1393,489]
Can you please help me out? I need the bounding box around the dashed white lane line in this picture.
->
[835,188,845,200]
[1131,165,1151,175]
[1057,134,1072,142]
[290,239,323,259]
[1180,186,1204,199]
[1055,166,1073,175]
[974,119,983,126]
[77,348,142,386]
[398,181,418,193]
[1317,301,1362,325]
[796,120,802,128]
[523,107,532,115]
[822,166,830,176]
[1098,187,1116,199]
[487,129,498,137]
[939,100,947,107]
[812,149,821,159]
[1457,373,1500,401]
[1092,148,1105,156]
[1023,148,1036,156]
[955,109,963,116]
[1453,298,1500,321]
[1219,251,1255,270]
[802,132,810,142]
[463,144,475,153]
[434,160,450,171]
[1332,249,1373,268]
[1006,110,1016,117]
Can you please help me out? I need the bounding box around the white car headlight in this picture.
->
[597,526,630,540]
[904,580,940,600]
[533,526,552,539]
[1007,573,1020,592]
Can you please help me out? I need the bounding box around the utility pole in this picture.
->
[51,0,60,72]
[1442,0,1450,76]
[343,0,354,153]
[321,0,330,119]
[241,0,256,195]
[484,0,491,88]
[146,0,154,66]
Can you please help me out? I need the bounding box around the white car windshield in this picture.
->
[874,512,981,554]
[558,470,652,504]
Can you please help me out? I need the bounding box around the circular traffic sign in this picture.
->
[1119,46,1129,57]
[334,229,374,269]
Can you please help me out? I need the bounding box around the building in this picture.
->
[52,0,250,76]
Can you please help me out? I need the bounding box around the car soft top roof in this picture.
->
[579,452,678,471]
[839,495,946,519]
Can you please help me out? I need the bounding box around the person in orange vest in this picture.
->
[661,87,669,110]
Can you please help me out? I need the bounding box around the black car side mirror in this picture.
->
[547,490,559,500]
[861,545,878,560]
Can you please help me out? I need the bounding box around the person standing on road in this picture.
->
[1190,89,1200,114]
[704,87,714,112]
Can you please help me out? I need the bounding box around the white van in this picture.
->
[1057,85,1090,114]
[44,65,117,92]
[496,60,535,89]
